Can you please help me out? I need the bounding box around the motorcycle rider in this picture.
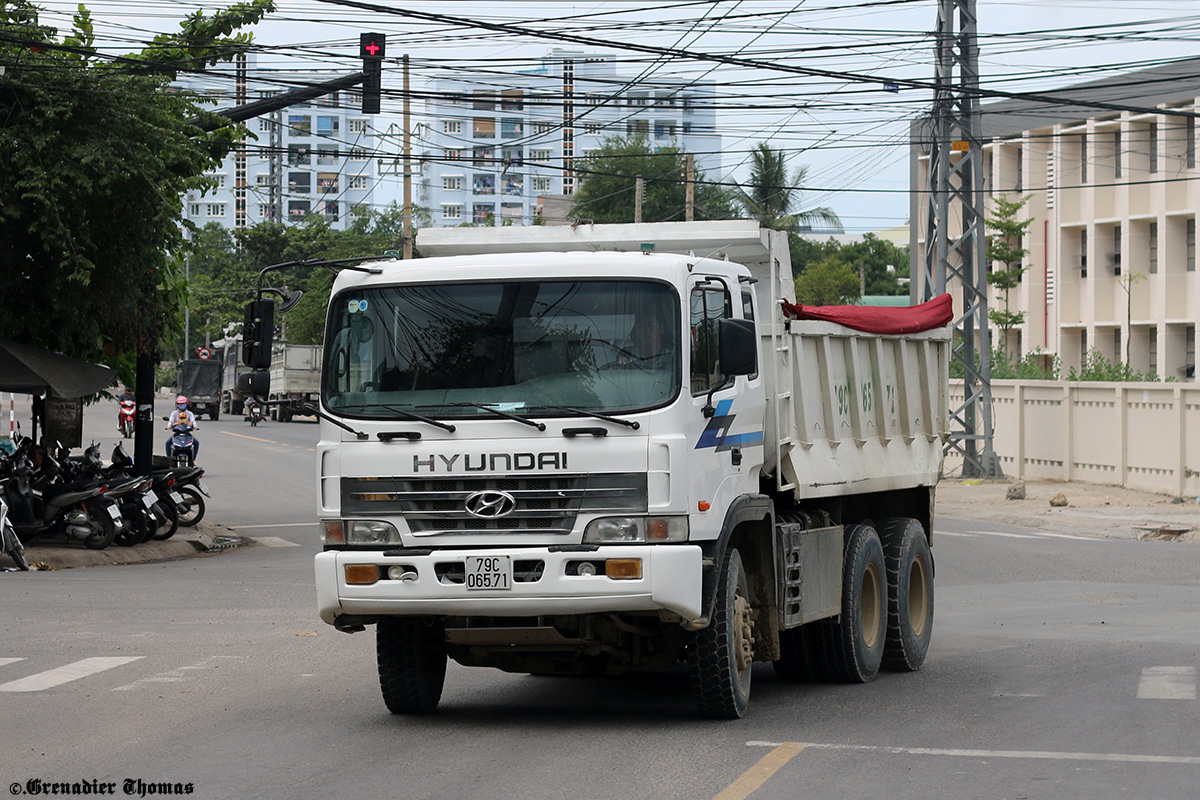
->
[164,395,200,460]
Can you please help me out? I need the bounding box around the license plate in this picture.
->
[170,492,184,504]
[142,490,158,508]
[464,555,511,591]
[196,480,209,495]
[106,504,121,520]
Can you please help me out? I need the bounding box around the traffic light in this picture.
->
[360,32,385,114]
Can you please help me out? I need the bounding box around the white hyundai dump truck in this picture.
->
[308,221,950,718]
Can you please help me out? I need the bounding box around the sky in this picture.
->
[22,0,1200,232]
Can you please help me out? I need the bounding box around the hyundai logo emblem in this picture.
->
[464,490,517,518]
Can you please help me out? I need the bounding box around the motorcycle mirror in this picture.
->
[238,370,271,397]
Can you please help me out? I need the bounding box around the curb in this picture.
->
[8,522,253,571]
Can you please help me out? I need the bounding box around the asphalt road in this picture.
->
[1,399,1197,799]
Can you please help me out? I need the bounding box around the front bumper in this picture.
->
[315,545,703,626]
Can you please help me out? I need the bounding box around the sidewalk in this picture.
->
[936,478,1200,541]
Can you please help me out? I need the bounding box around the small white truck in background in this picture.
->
[303,220,949,718]
[266,342,321,422]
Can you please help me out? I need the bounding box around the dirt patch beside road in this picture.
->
[935,478,1200,541]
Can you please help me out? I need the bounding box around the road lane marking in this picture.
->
[220,431,278,444]
[0,658,26,667]
[1137,666,1197,700]
[247,536,301,547]
[935,531,980,538]
[113,656,245,692]
[747,741,1200,765]
[714,743,806,800]
[0,657,143,692]
[232,523,313,529]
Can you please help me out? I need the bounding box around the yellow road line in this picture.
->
[714,743,806,800]
[221,430,279,444]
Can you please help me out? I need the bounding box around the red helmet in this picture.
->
[175,395,188,406]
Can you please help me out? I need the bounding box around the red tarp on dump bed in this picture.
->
[781,293,952,335]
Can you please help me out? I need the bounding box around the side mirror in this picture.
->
[242,298,275,369]
[238,370,271,398]
[718,318,757,377]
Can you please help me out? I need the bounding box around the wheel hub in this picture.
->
[733,592,754,673]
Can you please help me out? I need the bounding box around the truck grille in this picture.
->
[341,473,646,536]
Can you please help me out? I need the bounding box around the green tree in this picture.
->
[738,142,840,232]
[986,194,1033,355]
[0,0,274,376]
[570,133,740,223]
[790,233,908,297]
[794,257,860,306]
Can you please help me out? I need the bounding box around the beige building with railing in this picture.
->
[910,58,1200,381]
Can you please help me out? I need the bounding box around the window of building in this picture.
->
[473,118,496,138]
[502,176,523,195]
[500,118,523,139]
[1188,218,1196,272]
[444,148,464,161]
[501,148,523,167]
[442,203,462,221]
[259,118,272,133]
[317,147,338,166]
[349,148,368,161]
[531,121,554,136]
[1080,228,1088,278]
[317,173,339,194]
[288,145,311,166]
[288,115,311,136]
[473,203,494,223]
[444,119,463,135]
[257,204,269,218]
[349,174,368,190]
[626,119,649,136]
[188,203,201,216]
[1113,130,1122,179]
[1080,132,1088,183]
[1149,222,1158,274]
[288,172,311,193]
[1149,327,1158,375]
[206,203,226,217]
[532,176,551,193]
[654,121,677,139]
[316,92,339,108]
[289,200,310,219]
[324,201,339,222]
[317,116,338,136]
[501,203,523,223]
[443,175,464,191]
[1187,326,1196,379]
[349,118,368,134]
[681,96,695,115]
[627,94,648,107]
[472,91,495,110]
[473,174,495,195]
[473,146,494,165]
[255,174,270,186]
[1150,122,1159,173]
[582,122,601,135]
[1189,118,1197,170]
[656,93,677,108]
[1113,225,1121,275]
[351,203,369,219]
[501,89,523,111]
[206,173,226,189]
[690,283,733,396]
[530,149,552,163]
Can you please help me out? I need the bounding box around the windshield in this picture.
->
[323,279,680,419]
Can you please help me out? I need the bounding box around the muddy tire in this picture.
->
[880,517,934,672]
[688,547,754,719]
[377,617,447,714]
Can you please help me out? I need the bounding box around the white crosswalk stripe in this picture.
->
[0,657,144,692]
[1137,666,1197,700]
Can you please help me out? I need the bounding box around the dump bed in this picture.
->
[268,343,322,395]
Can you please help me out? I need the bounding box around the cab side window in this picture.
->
[690,282,732,395]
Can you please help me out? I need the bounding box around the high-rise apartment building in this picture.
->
[911,57,1200,380]
[174,55,378,232]
[417,49,721,227]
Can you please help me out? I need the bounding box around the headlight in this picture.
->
[345,520,401,545]
[583,516,688,544]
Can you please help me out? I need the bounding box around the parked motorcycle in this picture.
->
[0,491,30,570]
[118,399,136,439]
[2,438,118,550]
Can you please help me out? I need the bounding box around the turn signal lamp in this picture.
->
[323,520,345,545]
[345,564,380,585]
[605,559,642,580]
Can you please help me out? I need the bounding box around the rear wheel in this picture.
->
[811,524,887,683]
[377,617,447,714]
[3,526,29,571]
[175,486,205,527]
[880,517,934,672]
[688,547,754,719]
[84,514,116,550]
[152,501,179,540]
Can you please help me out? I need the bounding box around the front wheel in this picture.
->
[377,617,447,714]
[880,517,934,672]
[175,486,206,527]
[3,525,29,570]
[688,547,753,719]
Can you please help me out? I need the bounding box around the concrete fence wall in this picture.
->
[946,380,1200,497]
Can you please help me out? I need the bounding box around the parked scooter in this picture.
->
[0,490,30,570]
[118,399,136,439]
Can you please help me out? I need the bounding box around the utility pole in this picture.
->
[685,153,695,222]
[402,54,413,259]
[634,177,644,223]
[921,0,1001,478]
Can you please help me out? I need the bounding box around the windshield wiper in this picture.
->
[440,402,546,431]
[334,403,456,433]
[535,405,640,430]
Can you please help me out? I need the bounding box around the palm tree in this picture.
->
[738,142,842,232]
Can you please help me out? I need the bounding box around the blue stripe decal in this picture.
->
[695,398,765,452]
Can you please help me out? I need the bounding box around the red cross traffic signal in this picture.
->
[360,33,385,60]
[359,33,385,114]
